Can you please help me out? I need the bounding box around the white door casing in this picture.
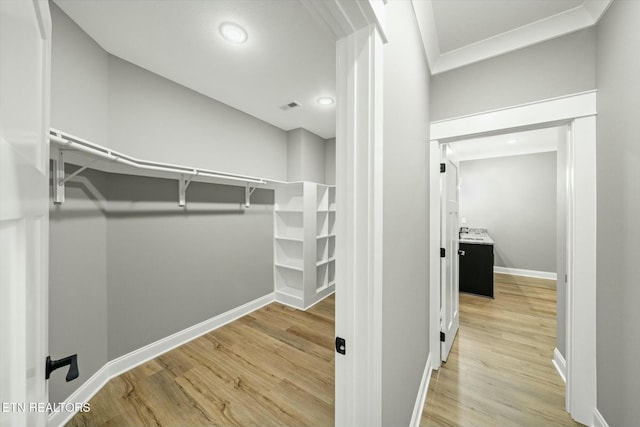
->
[301,1,387,426]
[0,1,52,426]
[440,152,460,362]
[428,91,597,426]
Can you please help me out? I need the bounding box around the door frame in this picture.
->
[300,1,388,426]
[428,90,597,426]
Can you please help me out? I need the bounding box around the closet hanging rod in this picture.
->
[49,129,267,185]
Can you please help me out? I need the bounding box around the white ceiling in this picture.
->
[448,127,558,162]
[413,0,612,74]
[432,0,584,53]
[54,0,337,139]
[54,0,613,140]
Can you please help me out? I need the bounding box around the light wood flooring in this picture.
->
[67,296,335,427]
[69,275,581,427]
[421,273,583,427]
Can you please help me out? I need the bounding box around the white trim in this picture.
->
[565,116,597,425]
[429,90,597,426]
[47,363,111,427]
[553,347,567,384]
[334,23,385,427]
[494,266,557,280]
[409,353,433,427]
[429,138,441,371]
[412,1,612,74]
[593,408,609,427]
[431,91,597,142]
[47,292,275,427]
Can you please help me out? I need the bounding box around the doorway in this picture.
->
[429,91,597,426]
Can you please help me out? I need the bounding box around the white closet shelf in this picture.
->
[274,209,304,213]
[316,234,335,240]
[316,257,336,267]
[275,262,304,272]
[275,236,304,242]
[49,128,289,206]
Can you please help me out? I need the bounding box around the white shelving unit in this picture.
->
[273,182,336,309]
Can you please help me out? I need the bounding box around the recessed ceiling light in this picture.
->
[219,22,248,44]
[317,97,334,105]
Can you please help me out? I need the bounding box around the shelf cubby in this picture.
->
[275,211,303,240]
[273,182,336,310]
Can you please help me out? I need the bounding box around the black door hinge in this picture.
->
[440,163,446,173]
[440,248,445,258]
[46,354,79,382]
[335,337,346,355]
[440,332,445,342]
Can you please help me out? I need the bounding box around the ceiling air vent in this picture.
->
[280,101,301,111]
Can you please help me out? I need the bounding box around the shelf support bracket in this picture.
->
[53,148,65,205]
[245,183,257,208]
[179,173,195,207]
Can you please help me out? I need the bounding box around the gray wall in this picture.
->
[287,129,303,182]
[596,2,640,425]
[50,3,108,145]
[381,1,431,425]
[108,56,288,181]
[49,3,110,404]
[49,5,281,402]
[431,28,596,121]
[286,128,327,183]
[325,138,336,185]
[459,152,557,273]
[49,166,109,405]
[106,175,274,359]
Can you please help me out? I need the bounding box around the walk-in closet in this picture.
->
[45,1,337,425]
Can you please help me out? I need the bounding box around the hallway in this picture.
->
[421,274,582,427]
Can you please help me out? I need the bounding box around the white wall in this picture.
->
[458,152,557,273]
[381,1,431,425]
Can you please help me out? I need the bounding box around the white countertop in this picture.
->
[459,230,494,245]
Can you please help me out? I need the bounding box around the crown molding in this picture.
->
[413,0,612,75]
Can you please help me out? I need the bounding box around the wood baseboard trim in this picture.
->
[48,292,276,427]
[593,408,609,427]
[552,347,567,384]
[494,266,557,280]
[410,352,433,427]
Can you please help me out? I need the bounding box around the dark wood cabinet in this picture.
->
[459,243,494,298]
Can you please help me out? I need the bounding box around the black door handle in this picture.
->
[458,250,465,256]
[46,354,79,382]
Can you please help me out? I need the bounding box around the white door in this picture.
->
[440,148,460,362]
[0,1,51,426]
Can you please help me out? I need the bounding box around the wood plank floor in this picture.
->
[421,273,583,427]
[67,295,335,427]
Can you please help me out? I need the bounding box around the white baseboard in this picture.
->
[494,266,557,280]
[48,292,275,427]
[47,363,111,427]
[274,286,335,311]
[410,352,433,427]
[552,347,567,384]
[593,408,609,427]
